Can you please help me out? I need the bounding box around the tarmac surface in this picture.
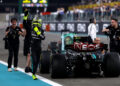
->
[0,27,120,86]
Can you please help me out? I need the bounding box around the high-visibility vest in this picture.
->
[23,14,28,20]
[34,26,41,35]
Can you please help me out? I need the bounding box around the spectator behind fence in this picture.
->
[56,8,65,21]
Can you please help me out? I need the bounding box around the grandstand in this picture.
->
[42,0,120,22]
[0,0,120,21]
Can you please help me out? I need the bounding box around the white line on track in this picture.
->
[0,60,63,86]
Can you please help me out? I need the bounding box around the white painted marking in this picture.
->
[0,60,63,86]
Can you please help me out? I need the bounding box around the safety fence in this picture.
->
[8,14,119,35]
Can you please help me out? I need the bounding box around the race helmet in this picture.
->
[32,17,42,27]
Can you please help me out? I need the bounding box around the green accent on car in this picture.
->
[61,33,76,54]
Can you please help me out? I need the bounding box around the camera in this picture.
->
[116,30,120,40]
[9,28,15,35]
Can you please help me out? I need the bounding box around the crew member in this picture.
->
[23,8,32,72]
[102,18,120,54]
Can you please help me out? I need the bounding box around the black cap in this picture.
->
[89,18,95,23]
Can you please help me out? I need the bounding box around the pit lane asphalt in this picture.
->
[0,28,120,86]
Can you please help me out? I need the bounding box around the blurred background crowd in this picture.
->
[0,0,120,22]
[42,0,120,22]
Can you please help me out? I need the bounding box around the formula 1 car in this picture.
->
[39,31,120,78]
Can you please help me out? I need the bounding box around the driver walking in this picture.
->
[31,17,45,80]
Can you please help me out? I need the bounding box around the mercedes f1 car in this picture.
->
[39,31,120,78]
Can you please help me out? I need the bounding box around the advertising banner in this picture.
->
[43,22,111,35]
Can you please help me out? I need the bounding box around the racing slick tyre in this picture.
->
[103,52,120,77]
[51,54,67,78]
[40,51,50,73]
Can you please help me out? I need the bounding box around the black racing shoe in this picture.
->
[28,67,32,72]
[25,67,30,73]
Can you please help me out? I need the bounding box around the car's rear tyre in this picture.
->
[40,51,50,73]
[103,52,120,77]
[51,54,67,78]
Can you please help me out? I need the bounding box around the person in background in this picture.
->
[5,18,24,72]
[88,18,100,44]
